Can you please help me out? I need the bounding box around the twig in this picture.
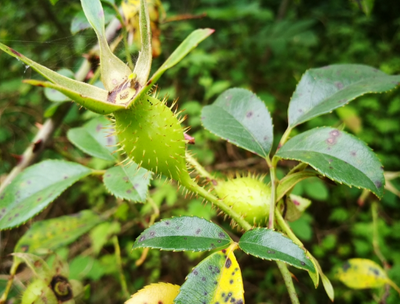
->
[277,261,300,304]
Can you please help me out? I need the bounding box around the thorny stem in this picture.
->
[184,179,252,231]
[186,152,213,180]
[277,261,300,304]
[112,236,130,299]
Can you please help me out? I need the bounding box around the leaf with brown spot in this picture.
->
[336,258,400,294]
[125,283,180,304]
[276,127,385,198]
[103,164,152,202]
[0,160,92,230]
[174,243,244,304]
[132,216,232,252]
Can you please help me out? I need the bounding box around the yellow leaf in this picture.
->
[336,258,388,289]
[125,283,180,304]
[211,243,244,303]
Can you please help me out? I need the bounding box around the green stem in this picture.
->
[186,152,213,180]
[0,260,19,304]
[91,169,106,176]
[112,236,130,299]
[183,179,252,231]
[268,165,277,229]
[278,126,293,150]
[275,207,303,247]
[372,202,388,267]
[277,261,300,304]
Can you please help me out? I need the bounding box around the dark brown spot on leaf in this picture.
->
[225,258,232,268]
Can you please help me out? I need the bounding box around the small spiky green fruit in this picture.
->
[214,176,271,225]
[114,95,192,184]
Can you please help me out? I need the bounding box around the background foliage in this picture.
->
[1,0,400,303]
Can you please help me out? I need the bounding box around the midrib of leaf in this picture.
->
[215,104,268,156]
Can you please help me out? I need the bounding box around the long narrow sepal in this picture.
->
[133,0,152,87]
[24,80,125,114]
[81,0,132,91]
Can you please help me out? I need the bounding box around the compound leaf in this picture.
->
[276,127,385,198]
[67,116,116,161]
[132,216,232,252]
[238,228,315,273]
[174,244,244,304]
[103,164,151,202]
[202,88,273,157]
[288,64,400,127]
[14,210,101,254]
[0,160,91,230]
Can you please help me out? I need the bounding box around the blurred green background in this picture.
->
[1,0,400,303]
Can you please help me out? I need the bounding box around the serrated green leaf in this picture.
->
[67,116,116,161]
[174,244,244,304]
[336,258,389,289]
[276,170,317,201]
[288,64,400,127]
[133,216,232,252]
[103,164,151,202]
[238,228,315,273]
[0,42,120,114]
[0,160,92,230]
[14,210,101,254]
[81,0,131,91]
[132,29,214,105]
[202,88,273,157]
[133,0,152,86]
[276,127,385,198]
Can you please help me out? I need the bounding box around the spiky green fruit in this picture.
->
[214,176,271,225]
[114,95,192,184]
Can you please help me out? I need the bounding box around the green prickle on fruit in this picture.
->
[214,176,271,226]
[114,94,193,185]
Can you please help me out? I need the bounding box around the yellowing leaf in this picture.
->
[174,243,244,304]
[212,244,244,303]
[125,283,180,304]
[336,258,388,289]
